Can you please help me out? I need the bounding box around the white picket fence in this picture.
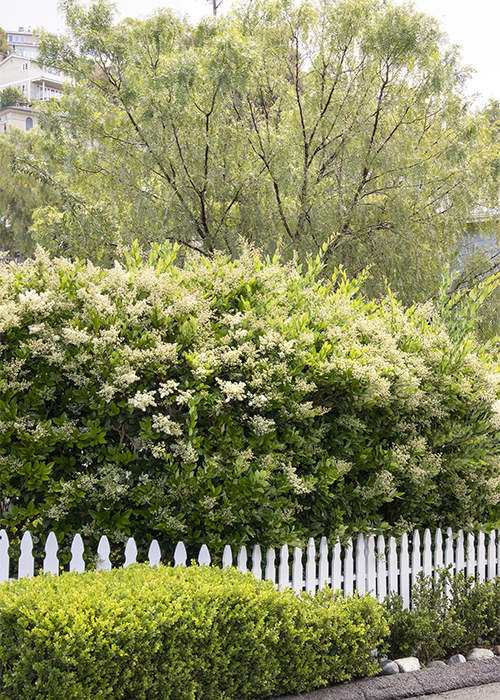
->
[3,527,500,608]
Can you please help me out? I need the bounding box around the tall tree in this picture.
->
[30,0,499,303]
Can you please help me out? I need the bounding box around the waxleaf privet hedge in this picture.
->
[1,243,500,557]
[0,564,388,699]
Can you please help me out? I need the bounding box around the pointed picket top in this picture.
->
[198,544,210,566]
[331,541,342,592]
[148,540,161,568]
[279,544,289,590]
[477,532,486,582]
[434,528,443,577]
[70,533,85,573]
[355,534,366,595]
[367,535,376,597]
[318,537,329,590]
[376,535,387,603]
[456,530,465,573]
[265,548,276,584]
[400,533,410,609]
[487,531,496,580]
[251,545,262,580]
[444,528,454,570]
[411,530,422,590]
[0,530,9,583]
[466,532,475,578]
[292,546,303,593]
[18,531,34,580]
[97,536,111,571]
[124,538,138,568]
[423,529,432,577]
[305,538,316,595]
[388,537,398,599]
[174,541,187,566]
[237,546,248,574]
[43,532,59,576]
[344,539,354,596]
[222,544,233,569]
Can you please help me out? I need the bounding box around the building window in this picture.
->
[13,36,19,42]
[22,63,28,71]
[25,117,33,131]
[7,35,13,42]
[20,36,25,43]
[21,84,27,93]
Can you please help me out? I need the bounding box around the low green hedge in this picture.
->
[0,564,387,700]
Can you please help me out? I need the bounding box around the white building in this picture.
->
[5,27,39,59]
[0,103,37,132]
[0,53,64,102]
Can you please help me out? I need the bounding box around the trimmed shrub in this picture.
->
[0,564,387,699]
[384,569,500,663]
[1,244,500,556]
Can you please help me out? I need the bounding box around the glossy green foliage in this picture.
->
[1,245,500,555]
[0,564,388,699]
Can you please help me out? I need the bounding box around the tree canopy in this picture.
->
[24,0,498,305]
[0,87,27,110]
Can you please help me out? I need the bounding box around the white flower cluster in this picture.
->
[128,390,157,411]
[216,378,246,402]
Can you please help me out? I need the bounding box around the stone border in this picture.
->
[274,657,500,700]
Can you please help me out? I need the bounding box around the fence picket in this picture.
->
[388,537,398,599]
[305,538,316,595]
[423,529,432,577]
[488,532,497,580]
[279,545,289,590]
[356,534,366,595]
[467,533,475,578]
[344,539,354,596]
[292,547,303,593]
[434,529,443,578]
[237,546,247,574]
[477,532,486,582]
[70,534,85,573]
[18,531,34,580]
[376,535,387,603]
[252,545,262,580]
[318,537,329,590]
[222,545,233,568]
[400,534,410,609]
[43,532,59,576]
[331,541,342,592]
[0,530,8,583]
[198,545,210,566]
[265,548,276,585]
[148,540,161,567]
[124,538,137,568]
[411,530,421,591]
[456,530,465,574]
[367,535,376,596]
[445,528,454,571]
[174,541,187,566]
[97,536,111,572]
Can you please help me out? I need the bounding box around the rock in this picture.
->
[379,660,399,675]
[467,648,495,661]
[490,645,500,656]
[427,660,447,669]
[447,654,466,665]
[395,657,420,673]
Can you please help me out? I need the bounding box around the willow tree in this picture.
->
[29,0,498,302]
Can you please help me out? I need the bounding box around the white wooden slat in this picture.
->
[434,529,443,578]
[477,532,486,583]
[400,533,410,609]
[198,544,211,566]
[18,531,34,580]
[252,545,262,580]
[488,532,497,580]
[97,536,111,571]
[355,534,366,595]
[318,537,329,590]
[292,547,303,593]
[70,534,85,573]
[124,538,138,568]
[497,530,500,579]
[376,535,387,603]
[331,541,342,592]
[174,541,187,566]
[279,545,290,590]
[388,537,398,599]
[445,528,454,571]
[422,529,432,578]
[456,530,465,574]
[265,548,276,585]
[467,533,476,578]
[0,530,9,583]
[367,535,376,597]
[222,545,233,568]
[305,538,316,595]
[344,539,354,597]
[43,532,59,576]
[148,540,161,567]
[411,530,421,590]
[237,546,248,574]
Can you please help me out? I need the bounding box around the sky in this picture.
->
[2,0,499,105]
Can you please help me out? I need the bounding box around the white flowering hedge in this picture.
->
[1,244,500,558]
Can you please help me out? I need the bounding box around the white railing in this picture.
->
[3,527,500,608]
